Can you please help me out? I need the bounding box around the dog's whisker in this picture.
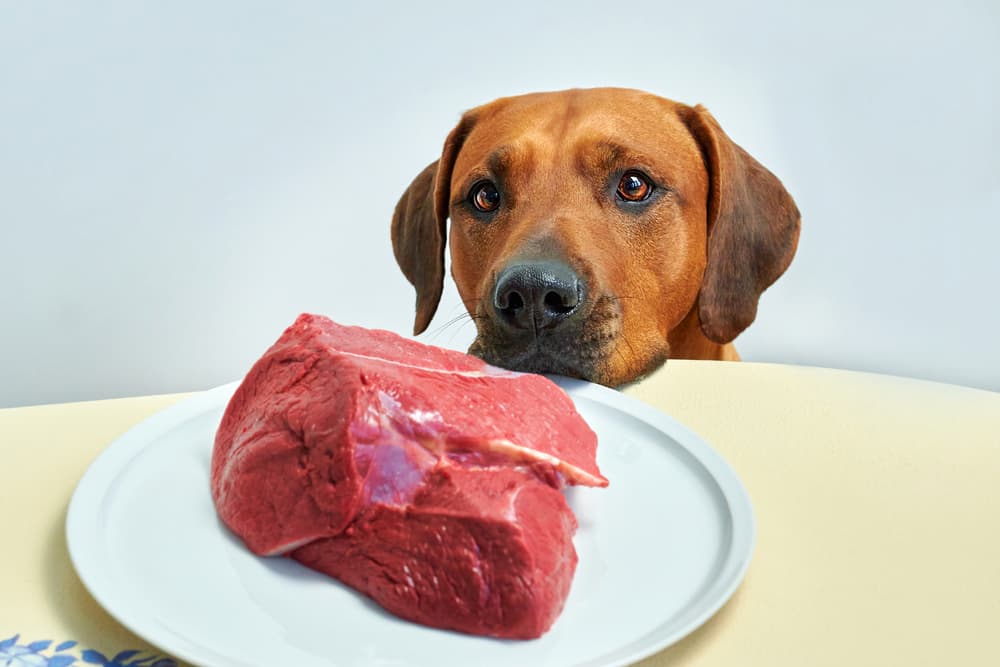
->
[458,297,489,313]
[608,341,631,382]
[426,313,474,341]
[614,333,641,379]
[442,309,495,346]
[425,295,494,344]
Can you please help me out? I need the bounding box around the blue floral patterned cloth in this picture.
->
[0,636,176,667]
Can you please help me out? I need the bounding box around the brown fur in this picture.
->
[391,88,800,386]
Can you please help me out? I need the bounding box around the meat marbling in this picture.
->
[211,314,607,639]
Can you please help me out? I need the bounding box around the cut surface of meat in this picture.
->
[292,466,579,639]
[211,313,606,638]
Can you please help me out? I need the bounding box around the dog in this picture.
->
[391,88,800,387]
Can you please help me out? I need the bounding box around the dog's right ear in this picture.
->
[391,115,475,335]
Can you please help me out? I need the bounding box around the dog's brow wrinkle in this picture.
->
[596,141,626,164]
[484,143,537,185]
[593,140,652,174]
[486,145,513,177]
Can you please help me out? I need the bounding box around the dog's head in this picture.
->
[392,88,800,386]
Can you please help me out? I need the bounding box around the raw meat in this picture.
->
[211,313,606,638]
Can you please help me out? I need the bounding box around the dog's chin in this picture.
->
[470,341,603,383]
[469,329,670,388]
[468,320,636,385]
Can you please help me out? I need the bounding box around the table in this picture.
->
[2,361,998,666]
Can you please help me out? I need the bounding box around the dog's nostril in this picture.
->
[506,291,525,311]
[544,290,575,314]
[496,288,525,313]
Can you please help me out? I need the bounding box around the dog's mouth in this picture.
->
[472,337,604,381]
[468,295,623,384]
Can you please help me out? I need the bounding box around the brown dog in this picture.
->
[391,88,800,387]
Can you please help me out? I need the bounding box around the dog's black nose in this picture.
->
[493,261,583,331]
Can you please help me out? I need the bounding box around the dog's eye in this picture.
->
[617,171,653,202]
[471,181,501,213]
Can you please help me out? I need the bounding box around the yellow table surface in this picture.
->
[2,361,998,666]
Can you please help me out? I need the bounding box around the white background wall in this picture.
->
[1,1,997,408]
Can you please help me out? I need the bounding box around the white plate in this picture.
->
[67,378,754,667]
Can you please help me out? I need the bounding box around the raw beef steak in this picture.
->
[211,314,606,638]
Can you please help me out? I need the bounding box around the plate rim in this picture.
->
[554,377,756,665]
[66,377,755,667]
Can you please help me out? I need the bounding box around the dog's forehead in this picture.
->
[456,88,700,173]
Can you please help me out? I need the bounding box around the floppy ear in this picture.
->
[682,104,801,343]
[391,115,475,334]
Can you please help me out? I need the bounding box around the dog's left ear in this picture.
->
[391,115,476,335]
[681,105,801,343]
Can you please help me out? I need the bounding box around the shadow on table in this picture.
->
[42,504,186,665]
